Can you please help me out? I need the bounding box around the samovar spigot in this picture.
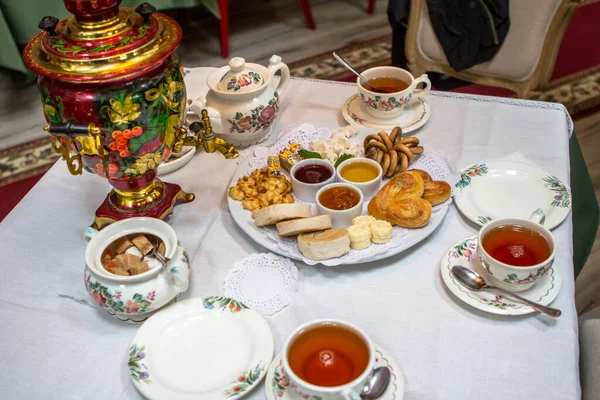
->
[174,109,239,159]
[44,122,109,176]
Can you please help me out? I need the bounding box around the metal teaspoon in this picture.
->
[332,51,376,91]
[451,265,561,318]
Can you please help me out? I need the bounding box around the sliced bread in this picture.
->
[298,228,351,260]
[253,203,312,227]
[276,215,332,236]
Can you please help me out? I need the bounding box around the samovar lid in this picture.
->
[23,0,181,84]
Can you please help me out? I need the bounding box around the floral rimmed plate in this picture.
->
[342,94,431,133]
[440,236,561,316]
[129,297,274,400]
[158,146,196,175]
[265,344,404,400]
[453,160,571,230]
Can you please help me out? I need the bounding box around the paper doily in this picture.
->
[223,253,299,315]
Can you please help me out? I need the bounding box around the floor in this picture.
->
[0,0,598,312]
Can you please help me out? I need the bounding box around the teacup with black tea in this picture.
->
[362,77,410,94]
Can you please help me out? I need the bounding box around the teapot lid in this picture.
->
[216,57,264,93]
[23,1,181,84]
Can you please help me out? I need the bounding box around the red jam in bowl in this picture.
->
[294,164,333,184]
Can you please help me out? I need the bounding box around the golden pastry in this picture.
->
[228,168,294,211]
[409,169,433,183]
[368,172,431,228]
[423,181,452,206]
[369,220,393,244]
[348,224,372,250]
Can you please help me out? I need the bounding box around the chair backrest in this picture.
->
[405,0,580,98]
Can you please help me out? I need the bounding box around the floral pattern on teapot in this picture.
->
[225,72,262,92]
[228,92,280,134]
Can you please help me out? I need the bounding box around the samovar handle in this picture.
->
[44,122,109,176]
[135,3,156,23]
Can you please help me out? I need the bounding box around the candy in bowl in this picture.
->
[84,217,190,322]
[189,55,290,146]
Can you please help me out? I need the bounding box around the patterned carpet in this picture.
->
[2,33,600,188]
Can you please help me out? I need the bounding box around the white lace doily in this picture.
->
[244,124,456,266]
[223,253,298,315]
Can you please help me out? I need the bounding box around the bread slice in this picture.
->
[298,228,351,260]
[253,203,312,227]
[276,215,332,236]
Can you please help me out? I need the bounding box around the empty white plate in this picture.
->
[453,160,571,230]
[129,297,273,400]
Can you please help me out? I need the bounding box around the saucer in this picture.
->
[129,297,273,400]
[158,146,196,176]
[453,160,571,230]
[440,236,561,316]
[342,94,431,133]
[265,343,404,400]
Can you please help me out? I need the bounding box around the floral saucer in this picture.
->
[453,160,571,230]
[342,94,431,133]
[440,236,561,316]
[158,146,196,175]
[129,297,273,400]
[265,344,404,400]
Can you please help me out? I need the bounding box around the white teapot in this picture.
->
[83,218,190,322]
[189,55,290,146]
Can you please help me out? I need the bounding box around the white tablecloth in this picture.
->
[0,75,579,399]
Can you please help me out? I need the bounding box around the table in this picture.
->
[0,76,580,399]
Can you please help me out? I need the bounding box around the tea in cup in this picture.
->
[281,319,375,399]
[477,213,556,292]
[357,66,431,120]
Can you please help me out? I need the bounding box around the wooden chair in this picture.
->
[218,0,377,58]
[404,0,581,98]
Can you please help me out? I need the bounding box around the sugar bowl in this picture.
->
[83,217,190,322]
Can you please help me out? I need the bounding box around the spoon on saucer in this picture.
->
[451,265,561,318]
[332,51,376,91]
[361,366,391,399]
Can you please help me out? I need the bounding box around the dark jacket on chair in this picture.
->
[388,0,510,71]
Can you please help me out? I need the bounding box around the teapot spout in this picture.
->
[189,97,223,134]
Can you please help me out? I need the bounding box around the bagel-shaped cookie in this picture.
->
[378,131,394,151]
[400,137,419,146]
[387,150,398,177]
[363,134,382,149]
[393,143,415,163]
[365,140,388,153]
[389,126,402,144]
[381,153,391,176]
[423,181,452,206]
[410,146,424,154]
[397,152,409,174]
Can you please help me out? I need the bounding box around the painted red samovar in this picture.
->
[23,0,227,229]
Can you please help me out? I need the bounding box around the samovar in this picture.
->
[23,0,234,229]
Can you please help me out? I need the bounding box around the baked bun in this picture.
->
[409,169,433,183]
[298,228,350,260]
[276,215,332,236]
[253,203,312,227]
[423,181,451,206]
[371,197,432,228]
[367,171,426,227]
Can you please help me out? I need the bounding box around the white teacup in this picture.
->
[477,211,556,292]
[336,157,383,200]
[357,66,431,120]
[281,319,376,400]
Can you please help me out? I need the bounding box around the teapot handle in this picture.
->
[267,55,290,99]
[83,227,98,243]
[189,97,223,133]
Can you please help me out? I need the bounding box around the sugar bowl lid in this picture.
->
[216,57,265,93]
[23,1,181,84]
